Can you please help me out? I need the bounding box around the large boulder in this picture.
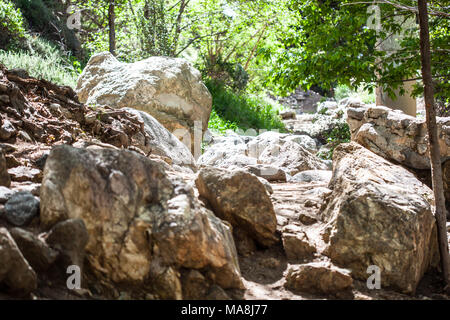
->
[347,105,450,170]
[40,145,242,298]
[76,52,212,154]
[195,166,278,247]
[321,142,439,294]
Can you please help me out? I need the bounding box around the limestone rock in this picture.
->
[76,52,212,153]
[282,224,316,262]
[40,145,242,292]
[321,142,438,294]
[285,262,353,295]
[0,228,37,293]
[123,108,196,171]
[260,141,328,176]
[45,219,89,270]
[245,164,287,182]
[347,105,450,169]
[196,166,277,247]
[290,170,332,183]
[9,227,58,272]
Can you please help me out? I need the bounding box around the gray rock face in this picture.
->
[4,191,40,226]
[9,228,58,272]
[40,145,242,296]
[123,108,196,170]
[196,166,277,247]
[76,52,212,153]
[347,105,450,169]
[0,228,37,293]
[321,142,439,294]
[285,262,353,295]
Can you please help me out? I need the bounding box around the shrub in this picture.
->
[0,36,79,87]
[0,0,26,48]
[205,80,286,133]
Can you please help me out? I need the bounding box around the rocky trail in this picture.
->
[0,53,449,301]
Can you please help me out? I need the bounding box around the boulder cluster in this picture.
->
[0,53,448,300]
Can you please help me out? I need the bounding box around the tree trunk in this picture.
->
[108,1,116,56]
[417,0,450,289]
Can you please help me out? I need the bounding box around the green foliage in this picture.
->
[206,80,286,133]
[268,0,450,100]
[334,84,375,104]
[0,36,79,87]
[208,108,238,134]
[317,122,351,160]
[0,0,26,48]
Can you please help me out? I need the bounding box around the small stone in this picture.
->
[0,186,15,203]
[45,218,89,269]
[298,213,318,225]
[8,166,42,183]
[0,227,37,294]
[4,191,39,226]
[282,225,316,262]
[0,120,17,140]
[284,262,353,295]
[206,285,231,300]
[9,227,58,271]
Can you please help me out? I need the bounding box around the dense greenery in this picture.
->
[206,80,286,133]
[0,0,448,133]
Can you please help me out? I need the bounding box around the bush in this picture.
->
[0,0,26,48]
[0,36,79,87]
[205,80,286,133]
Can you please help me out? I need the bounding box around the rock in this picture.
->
[279,110,296,120]
[347,105,450,169]
[4,191,40,226]
[443,160,450,211]
[198,132,256,169]
[282,224,316,262]
[123,108,196,170]
[40,145,242,292]
[0,149,10,187]
[290,170,332,183]
[284,262,353,295]
[9,228,58,271]
[206,285,231,300]
[245,164,287,182]
[181,269,209,300]
[321,142,438,294]
[45,219,89,270]
[260,141,328,176]
[196,166,277,247]
[0,119,17,140]
[0,227,37,293]
[0,186,15,203]
[298,213,318,226]
[76,52,212,153]
[8,166,42,183]
[317,101,338,114]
